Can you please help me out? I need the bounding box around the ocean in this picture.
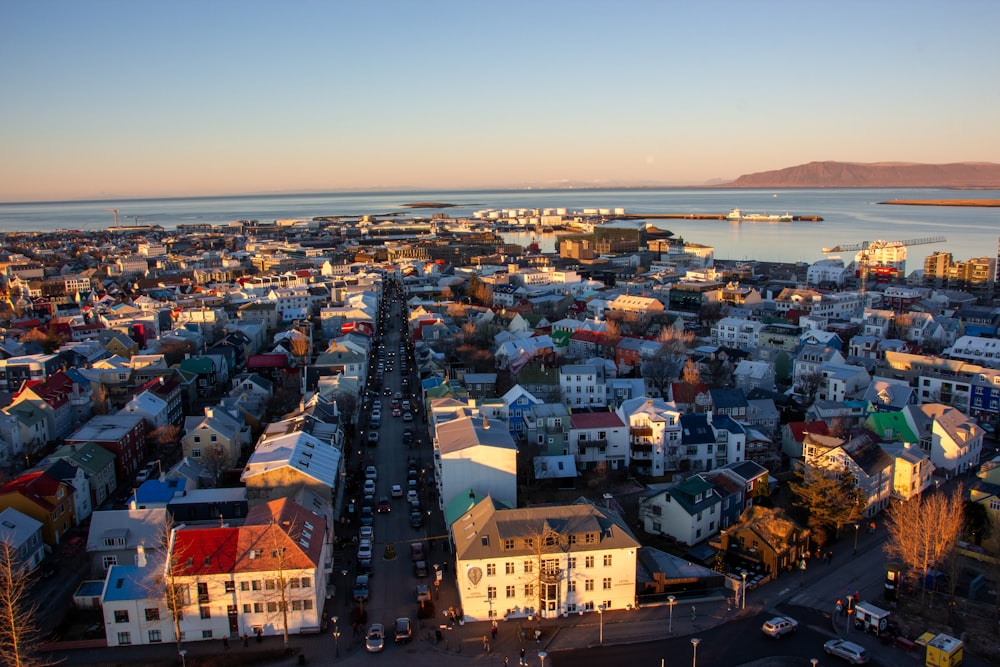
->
[0,188,997,265]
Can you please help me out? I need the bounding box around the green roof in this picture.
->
[864,412,917,442]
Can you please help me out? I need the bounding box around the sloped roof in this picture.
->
[841,431,895,476]
[171,527,240,576]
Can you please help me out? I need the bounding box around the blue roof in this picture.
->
[135,477,186,503]
[710,388,748,409]
[421,376,445,390]
[103,564,156,602]
[711,414,746,434]
[681,413,715,445]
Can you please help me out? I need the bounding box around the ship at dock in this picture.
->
[726,208,794,222]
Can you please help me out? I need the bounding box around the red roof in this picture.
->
[14,370,75,409]
[0,470,62,511]
[671,381,709,404]
[171,527,240,576]
[570,412,625,429]
[248,354,289,369]
[787,420,830,442]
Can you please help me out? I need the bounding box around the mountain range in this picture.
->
[721,161,1000,188]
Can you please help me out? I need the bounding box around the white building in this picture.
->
[434,416,517,511]
[559,364,607,408]
[452,497,639,621]
[617,397,682,477]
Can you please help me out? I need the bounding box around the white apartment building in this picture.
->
[711,317,765,349]
[452,497,639,622]
[559,364,607,408]
[617,397,682,476]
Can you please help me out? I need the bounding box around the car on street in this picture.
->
[416,584,431,603]
[357,558,374,576]
[761,616,798,638]
[409,511,424,528]
[359,525,374,541]
[363,479,376,495]
[402,431,414,445]
[407,489,419,503]
[394,617,413,643]
[360,506,374,527]
[365,465,378,481]
[402,411,413,422]
[392,408,402,417]
[367,431,379,445]
[365,624,385,653]
[391,484,403,498]
[414,559,428,577]
[410,542,425,561]
[377,497,392,513]
[353,575,369,601]
[823,639,869,664]
[357,538,373,561]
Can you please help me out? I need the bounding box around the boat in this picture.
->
[726,209,793,222]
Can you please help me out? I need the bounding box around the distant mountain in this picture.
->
[721,161,1000,188]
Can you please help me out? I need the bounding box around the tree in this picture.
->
[773,351,792,385]
[884,488,965,607]
[149,424,181,459]
[794,370,825,405]
[787,465,865,539]
[288,333,310,367]
[0,541,49,667]
[681,358,701,385]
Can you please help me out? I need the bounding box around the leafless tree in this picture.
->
[884,487,965,607]
[681,358,701,385]
[794,370,825,405]
[787,464,865,539]
[0,541,51,667]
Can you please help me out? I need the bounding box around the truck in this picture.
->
[917,632,963,667]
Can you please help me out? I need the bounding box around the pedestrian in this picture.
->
[255,627,263,643]
[223,635,229,649]
[520,646,527,666]
[483,635,490,653]
[828,550,834,563]
[504,657,510,667]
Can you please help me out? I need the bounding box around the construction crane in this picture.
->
[125,215,141,227]
[106,208,119,226]
[822,235,946,297]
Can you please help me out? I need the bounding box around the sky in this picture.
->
[1,1,998,202]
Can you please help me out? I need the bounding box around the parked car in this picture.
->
[353,575,370,601]
[367,431,379,445]
[357,558,374,576]
[761,616,798,638]
[359,506,374,527]
[357,538,373,561]
[365,465,378,481]
[407,489,419,503]
[394,617,413,643]
[402,431,414,445]
[409,511,424,528]
[410,542,425,561]
[363,479,376,495]
[359,525,374,541]
[416,584,431,603]
[823,639,869,664]
[365,624,385,653]
[391,484,403,498]
[414,559,428,577]
[402,411,413,422]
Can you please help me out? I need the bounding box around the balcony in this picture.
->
[631,442,653,454]
[630,425,653,437]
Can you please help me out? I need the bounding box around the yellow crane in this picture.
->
[821,235,946,296]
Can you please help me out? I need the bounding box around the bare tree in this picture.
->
[288,333,310,367]
[794,370,825,405]
[787,465,866,540]
[884,487,965,607]
[0,542,49,667]
[681,358,701,385]
[149,424,181,459]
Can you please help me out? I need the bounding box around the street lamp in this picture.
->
[179,649,187,667]
[811,660,819,667]
[539,650,548,667]
[667,595,676,634]
[331,615,340,658]
[741,572,748,610]
[854,523,860,554]
[690,638,701,667]
[597,604,605,645]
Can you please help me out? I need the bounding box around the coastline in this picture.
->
[878,199,1000,207]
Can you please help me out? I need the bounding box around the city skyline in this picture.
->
[2,0,998,203]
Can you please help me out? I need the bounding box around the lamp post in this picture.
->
[741,572,748,610]
[597,604,605,645]
[539,650,548,667]
[690,637,701,667]
[799,558,806,588]
[332,615,340,658]
[811,660,819,667]
[854,523,860,554]
[179,649,187,667]
[667,595,676,634]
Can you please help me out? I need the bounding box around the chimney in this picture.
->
[136,544,147,568]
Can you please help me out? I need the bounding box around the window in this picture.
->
[267,602,278,613]
[585,579,594,591]
[253,603,263,613]
[243,604,251,614]
[568,580,577,592]
[303,600,313,611]
[199,606,211,619]
[144,608,160,622]
[240,581,250,591]
[198,582,210,603]
[202,630,214,639]
[585,556,594,568]
[603,578,612,590]
[567,557,576,570]
[523,583,534,597]
[114,610,129,623]
[585,533,596,544]
[300,577,311,588]
[290,578,300,589]
[148,629,161,643]
[117,631,131,645]
[603,555,612,567]
[487,586,497,600]
[265,579,277,590]
[486,563,496,576]
[291,600,303,611]
[505,562,515,575]
[523,561,533,574]
[506,585,516,598]
[102,555,118,570]
[191,448,201,458]
[252,580,262,590]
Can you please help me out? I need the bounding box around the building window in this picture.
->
[585,533,596,544]
[117,632,131,646]
[243,604,251,614]
[585,556,595,568]
[291,600,303,611]
[265,579,277,590]
[225,581,235,593]
[487,586,497,600]
[240,581,250,591]
[252,580,262,590]
[568,580,576,592]
[603,555,612,567]
[523,561,533,574]
[191,448,201,458]
[102,555,118,570]
[486,563,496,576]
[202,630,213,639]
[523,583,534,597]
[505,562,515,575]
[144,608,160,622]
[603,578,612,590]
[567,557,576,569]
[506,585,516,598]
[114,610,129,623]
[300,577,311,588]
[199,606,211,619]
[197,582,210,603]
[267,602,278,613]
[148,629,161,643]
[585,579,594,592]
[254,603,263,613]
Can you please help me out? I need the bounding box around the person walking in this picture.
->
[242,633,249,648]
[223,635,229,649]
[520,646,527,666]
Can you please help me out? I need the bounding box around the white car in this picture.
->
[761,616,798,638]
[391,484,403,498]
[365,465,378,481]
[823,639,869,664]
[357,538,373,561]
[359,525,374,541]
[407,489,419,503]
[365,623,385,653]
[363,479,376,495]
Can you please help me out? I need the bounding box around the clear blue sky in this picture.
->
[1,0,998,202]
